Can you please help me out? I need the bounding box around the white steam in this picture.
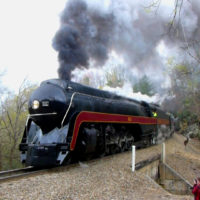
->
[103,82,159,103]
[55,0,200,106]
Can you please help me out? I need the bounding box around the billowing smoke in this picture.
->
[53,0,200,85]
[103,83,159,103]
[53,0,115,79]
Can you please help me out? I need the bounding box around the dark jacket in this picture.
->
[192,184,200,200]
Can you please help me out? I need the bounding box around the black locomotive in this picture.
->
[19,79,174,167]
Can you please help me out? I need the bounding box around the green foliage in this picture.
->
[105,66,125,88]
[81,76,90,86]
[133,75,155,96]
[167,56,175,66]
[144,7,152,13]
[177,110,198,125]
[174,64,191,76]
[166,61,200,130]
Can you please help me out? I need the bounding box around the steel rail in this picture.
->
[0,166,47,183]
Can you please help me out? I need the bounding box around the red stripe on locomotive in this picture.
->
[70,111,169,150]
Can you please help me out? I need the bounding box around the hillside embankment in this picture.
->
[0,133,198,200]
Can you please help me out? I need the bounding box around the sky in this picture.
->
[0,0,174,93]
[0,0,67,92]
[0,0,197,98]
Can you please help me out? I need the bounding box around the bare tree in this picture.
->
[0,79,36,169]
[0,71,6,170]
[146,0,200,64]
[105,65,126,88]
[163,62,200,126]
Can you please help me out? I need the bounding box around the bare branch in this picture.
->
[143,0,161,9]
[143,0,162,14]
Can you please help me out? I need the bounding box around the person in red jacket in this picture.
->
[192,177,200,200]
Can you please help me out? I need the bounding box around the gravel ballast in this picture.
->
[0,133,197,200]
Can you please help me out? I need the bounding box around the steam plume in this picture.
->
[53,0,200,80]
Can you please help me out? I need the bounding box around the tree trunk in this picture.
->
[9,145,16,169]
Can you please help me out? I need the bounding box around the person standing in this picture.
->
[192,177,200,200]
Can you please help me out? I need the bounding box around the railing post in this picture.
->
[132,145,135,172]
[161,142,166,163]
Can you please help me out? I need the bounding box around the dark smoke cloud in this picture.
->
[53,0,200,80]
[53,0,115,79]
[53,25,88,79]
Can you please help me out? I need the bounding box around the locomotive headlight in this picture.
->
[32,100,40,110]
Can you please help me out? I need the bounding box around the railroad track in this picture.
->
[0,159,92,183]
[0,166,47,183]
[0,149,159,183]
[0,161,86,183]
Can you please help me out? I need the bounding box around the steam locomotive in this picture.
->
[19,79,174,167]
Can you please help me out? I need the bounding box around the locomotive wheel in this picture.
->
[99,152,105,158]
[119,137,127,152]
[143,136,152,147]
[109,144,118,155]
[96,131,105,157]
[63,153,73,165]
[120,141,127,152]
[105,145,110,155]
[126,140,133,150]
